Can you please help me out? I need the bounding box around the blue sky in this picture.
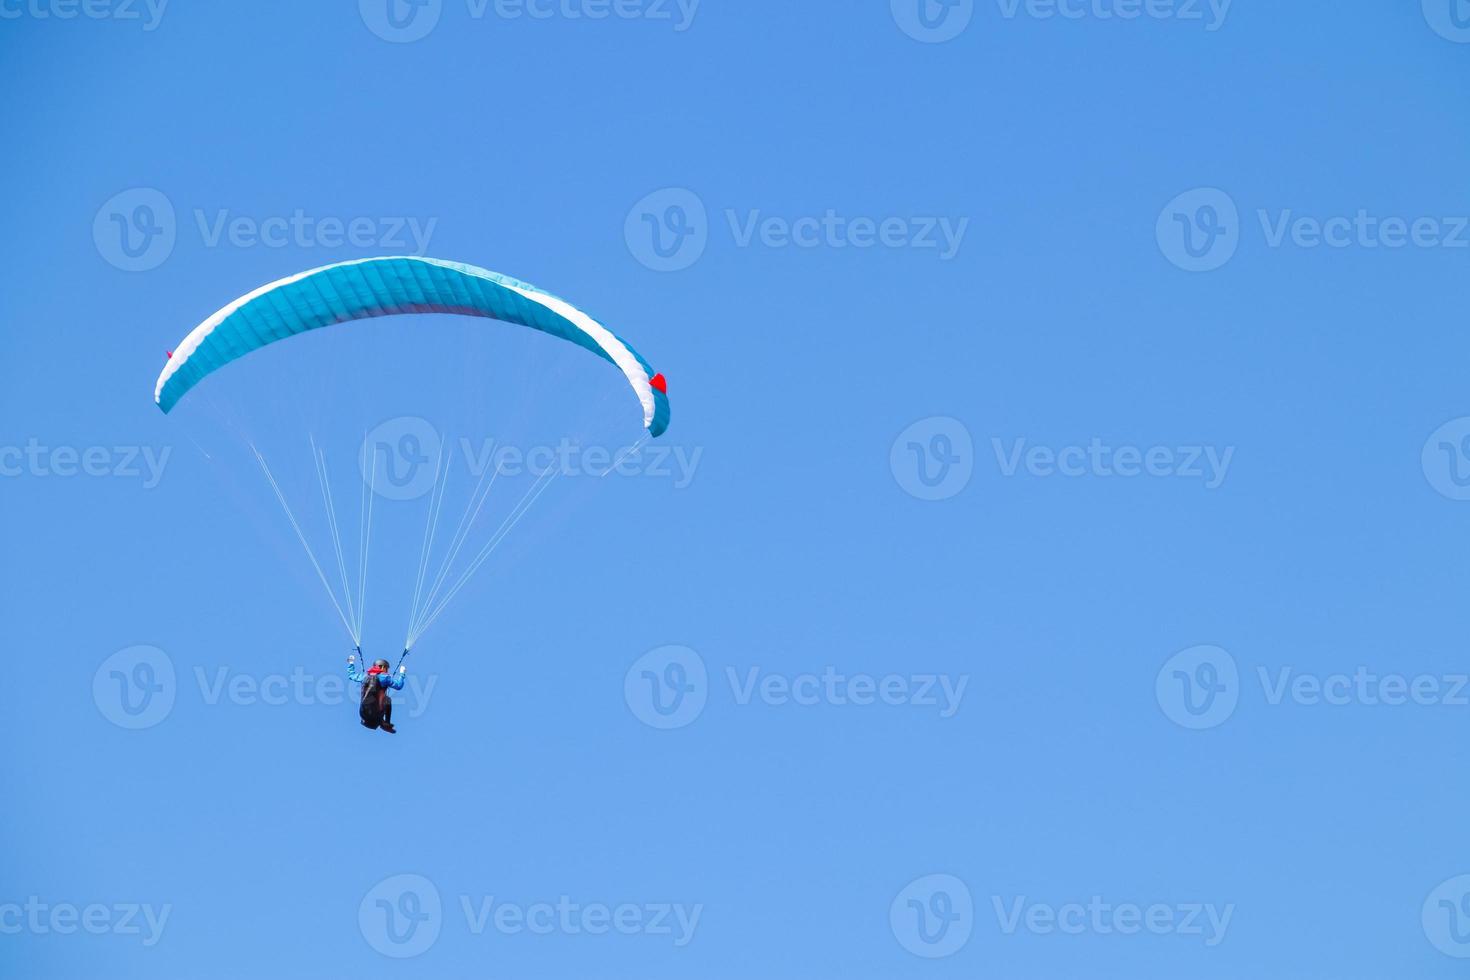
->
[5,1,1470,977]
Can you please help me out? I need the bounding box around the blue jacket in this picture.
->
[349,661,406,691]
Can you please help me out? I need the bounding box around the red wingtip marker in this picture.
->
[650,372,667,394]
[165,350,174,360]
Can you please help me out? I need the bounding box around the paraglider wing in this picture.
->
[154,256,670,436]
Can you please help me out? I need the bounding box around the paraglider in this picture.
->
[154,256,673,732]
[349,649,406,734]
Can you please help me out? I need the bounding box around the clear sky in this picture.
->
[4,2,1470,977]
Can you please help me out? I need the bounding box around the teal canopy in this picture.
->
[155,255,670,437]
